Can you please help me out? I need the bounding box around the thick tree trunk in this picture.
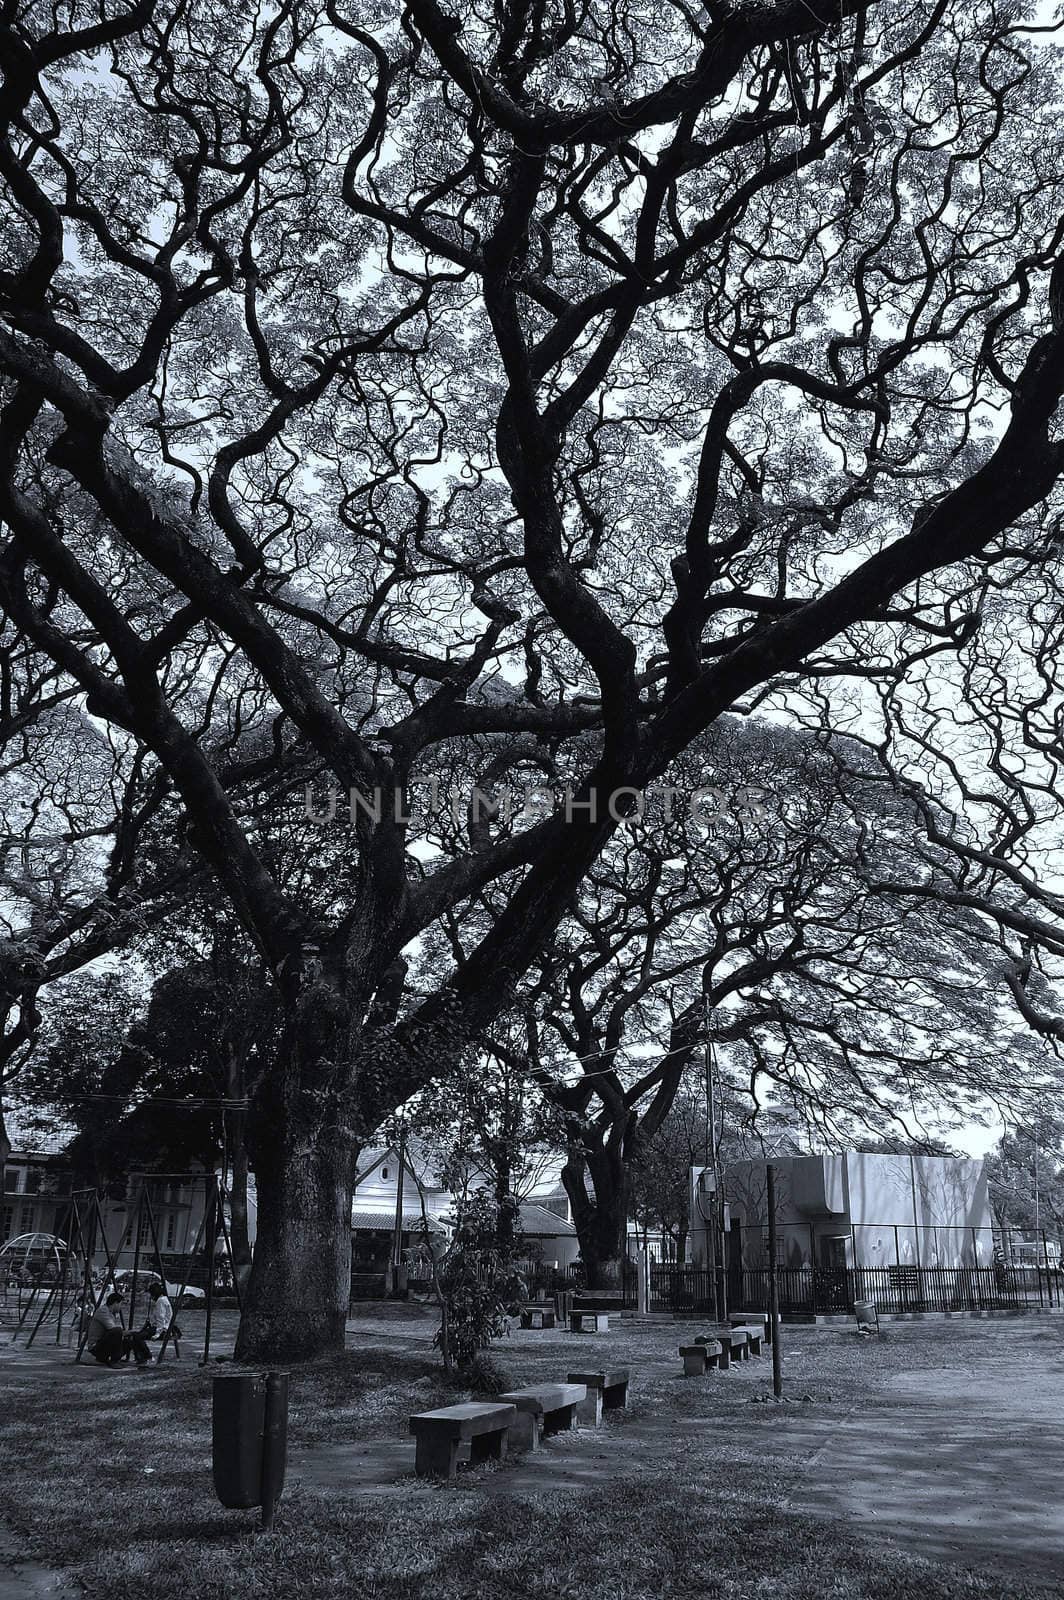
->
[580,1212,628,1288]
[562,1142,630,1289]
[234,981,356,1362]
[494,1159,518,1257]
[235,1129,353,1361]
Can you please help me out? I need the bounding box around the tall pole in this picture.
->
[704,996,725,1319]
[392,1124,406,1271]
[767,1162,783,1399]
[202,1180,218,1367]
[704,996,716,1170]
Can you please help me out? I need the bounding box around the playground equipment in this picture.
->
[0,1231,68,1283]
[4,1173,243,1365]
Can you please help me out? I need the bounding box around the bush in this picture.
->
[440,1351,516,1397]
[464,1352,516,1396]
[433,1190,525,1368]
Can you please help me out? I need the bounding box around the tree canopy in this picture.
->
[3,0,1064,1355]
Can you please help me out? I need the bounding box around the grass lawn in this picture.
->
[1,1305,1061,1600]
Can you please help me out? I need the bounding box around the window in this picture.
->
[165,1214,176,1250]
[3,1168,20,1194]
[763,1231,786,1267]
[1,1206,12,1243]
[381,1167,389,1181]
[23,1168,42,1195]
[19,1204,33,1234]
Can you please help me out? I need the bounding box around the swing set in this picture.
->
[8,1172,243,1366]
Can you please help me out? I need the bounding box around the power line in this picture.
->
[16,1093,248,1109]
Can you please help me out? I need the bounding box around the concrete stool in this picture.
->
[680,1340,722,1377]
[520,1306,557,1330]
[499,1382,586,1451]
[567,1368,629,1426]
[733,1324,763,1356]
[730,1310,770,1345]
[409,1401,516,1484]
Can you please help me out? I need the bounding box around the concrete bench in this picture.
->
[695,1329,746,1369]
[680,1340,722,1377]
[729,1311,770,1345]
[568,1367,629,1426]
[731,1323,764,1356]
[409,1401,516,1483]
[571,1310,609,1333]
[717,1329,749,1365]
[499,1382,586,1451]
[520,1305,557,1330]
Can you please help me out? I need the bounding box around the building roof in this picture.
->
[354,1140,447,1191]
[351,1210,445,1232]
[528,1178,569,1200]
[519,1202,577,1237]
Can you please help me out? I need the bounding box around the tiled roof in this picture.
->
[351,1209,445,1232]
[354,1140,446,1190]
[519,1202,577,1237]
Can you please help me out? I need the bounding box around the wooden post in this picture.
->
[767,1163,782,1400]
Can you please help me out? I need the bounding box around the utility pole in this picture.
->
[391,1123,407,1281]
[767,1162,783,1400]
[704,995,725,1320]
[704,995,716,1171]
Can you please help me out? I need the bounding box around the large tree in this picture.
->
[503,722,1040,1284]
[3,0,1064,1357]
[986,1119,1064,1242]
[0,673,194,1186]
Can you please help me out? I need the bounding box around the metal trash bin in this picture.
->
[212,1371,288,1528]
[853,1300,879,1331]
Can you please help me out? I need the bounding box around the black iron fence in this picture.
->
[649,1263,715,1312]
[633,1260,1062,1316]
[398,1257,583,1299]
[732,1262,1061,1317]
[512,1260,585,1301]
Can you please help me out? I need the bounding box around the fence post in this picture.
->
[767,1164,782,1400]
[635,1247,649,1318]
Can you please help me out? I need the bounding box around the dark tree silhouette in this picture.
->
[494,725,1040,1285]
[2,0,1064,1355]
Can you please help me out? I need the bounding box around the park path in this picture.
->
[0,1524,78,1600]
[780,1337,1064,1582]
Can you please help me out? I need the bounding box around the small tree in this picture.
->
[986,1121,1064,1244]
[433,1190,526,1371]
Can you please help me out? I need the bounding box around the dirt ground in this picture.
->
[296,1307,1064,1583]
[2,1304,1062,1594]
[781,1324,1064,1581]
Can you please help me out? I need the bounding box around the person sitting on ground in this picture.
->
[85,1292,151,1367]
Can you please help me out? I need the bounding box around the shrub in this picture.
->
[433,1189,526,1369]
[464,1352,516,1396]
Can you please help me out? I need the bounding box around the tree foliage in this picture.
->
[432,1188,526,1369]
[3,0,1064,1355]
[986,1119,1064,1241]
